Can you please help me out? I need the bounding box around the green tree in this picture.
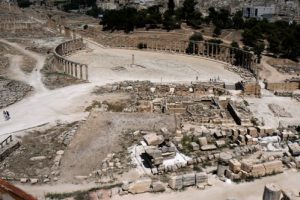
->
[183,0,197,20]
[168,0,175,13]
[186,32,204,54]
[213,26,221,37]
[232,11,244,29]
[17,0,31,8]
[254,41,265,63]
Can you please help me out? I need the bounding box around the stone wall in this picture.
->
[265,81,300,92]
[53,38,88,81]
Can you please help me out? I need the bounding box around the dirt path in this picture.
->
[259,56,294,82]
[0,39,47,93]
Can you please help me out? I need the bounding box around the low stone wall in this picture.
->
[265,81,300,92]
[53,38,88,81]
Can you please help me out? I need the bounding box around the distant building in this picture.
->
[243,4,275,20]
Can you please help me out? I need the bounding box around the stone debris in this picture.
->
[168,172,208,190]
[29,156,46,161]
[127,178,152,194]
[143,133,164,146]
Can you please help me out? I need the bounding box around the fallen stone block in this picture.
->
[263,160,283,175]
[151,181,165,192]
[169,175,183,190]
[201,144,217,151]
[182,173,195,187]
[229,159,241,173]
[198,137,208,146]
[191,142,199,151]
[216,140,226,148]
[195,172,208,184]
[128,178,152,194]
[143,133,164,146]
[251,164,265,178]
[29,156,46,161]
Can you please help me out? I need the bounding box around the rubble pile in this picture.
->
[0,78,32,108]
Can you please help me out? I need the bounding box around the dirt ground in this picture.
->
[60,111,177,181]
[0,123,78,179]
[259,56,296,82]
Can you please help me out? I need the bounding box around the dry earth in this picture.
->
[60,111,177,181]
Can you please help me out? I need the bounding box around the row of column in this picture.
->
[115,37,256,73]
[57,24,77,39]
[56,57,88,81]
[0,22,32,31]
[60,38,84,56]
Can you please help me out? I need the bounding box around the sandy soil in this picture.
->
[112,170,300,200]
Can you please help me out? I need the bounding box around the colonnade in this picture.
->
[54,38,88,81]
[114,37,257,75]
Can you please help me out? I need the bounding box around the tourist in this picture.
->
[6,111,10,120]
[3,111,7,121]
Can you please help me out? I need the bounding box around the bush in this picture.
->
[17,0,31,8]
[137,43,147,49]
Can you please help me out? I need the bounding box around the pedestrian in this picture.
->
[5,111,10,120]
[3,111,7,121]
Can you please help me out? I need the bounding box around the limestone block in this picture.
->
[201,144,217,151]
[238,128,247,135]
[30,178,38,184]
[245,135,253,145]
[251,164,266,178]
[195,172,208,184]
[216,140,226,148]
[29,156,46,161]
[229,159,241,173]
[198,137,208,146]
[151,181,165,192]
[143,133,164,146]
[191,142,199,151]
[257,126,266,137]
[263,160,283,175]
[247,127,258,137]
[263,183,281,200]
[241,160,253,173]
[128,178,152,194]
[182,173,196,187]
[288,143,300,156]
[168,175,183,190]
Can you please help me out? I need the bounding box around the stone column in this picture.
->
[70,62,73,76]
[192,41,196,55]
[74,63,78,78]
[263,183,281,200]
[85,65,88,81]
[80,65,83,79]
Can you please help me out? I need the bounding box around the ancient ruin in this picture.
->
[0,2,299,200]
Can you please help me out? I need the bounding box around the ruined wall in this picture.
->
[265,81,300,91]
[53,38,88,81]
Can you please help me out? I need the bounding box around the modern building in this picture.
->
[243,4,276,19]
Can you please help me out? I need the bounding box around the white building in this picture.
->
[243,4,276,19]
